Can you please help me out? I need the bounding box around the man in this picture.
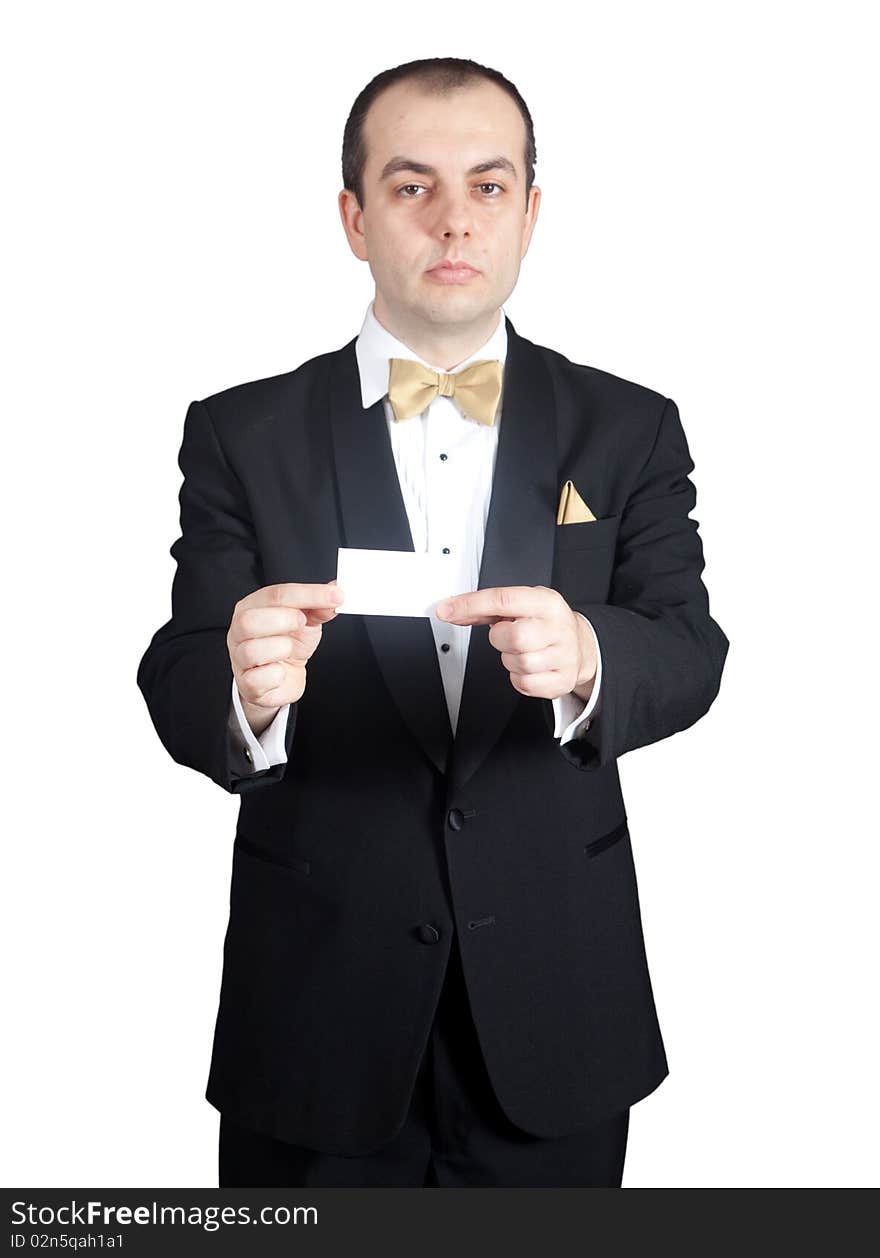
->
[137,57,729,1188]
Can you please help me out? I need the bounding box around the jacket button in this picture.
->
[447,808,464,831]
[416,924,441,945]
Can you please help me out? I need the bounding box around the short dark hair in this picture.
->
[342,57,537,210]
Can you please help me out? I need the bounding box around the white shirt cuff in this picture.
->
[230,677,291,770]
[551,613,602,743]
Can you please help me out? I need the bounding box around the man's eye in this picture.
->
[397,182,503,198]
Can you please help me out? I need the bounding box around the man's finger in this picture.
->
[498,643,560,677]
[489,617,554,654]
[234,632,318,672]
[509,669,563,697]
[302,605,341,628]
[435,586,553,625]
[230,604,306,646]
[238,582,345,613]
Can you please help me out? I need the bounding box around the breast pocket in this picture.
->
[553,512,621,552]
[552,512,620,603]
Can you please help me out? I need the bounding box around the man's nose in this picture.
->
[431,190,474,238]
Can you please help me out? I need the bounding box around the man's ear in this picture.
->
[521,184,541,259]
[338,188,368,262]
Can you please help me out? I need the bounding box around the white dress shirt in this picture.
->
[230,300,602,771]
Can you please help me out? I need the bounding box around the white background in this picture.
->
[2,0,877,1188]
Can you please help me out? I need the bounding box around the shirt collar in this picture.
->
[354,299,508,410]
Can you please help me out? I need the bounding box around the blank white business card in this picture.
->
[335,547,457,617]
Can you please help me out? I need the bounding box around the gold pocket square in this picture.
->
[556,480,597,525]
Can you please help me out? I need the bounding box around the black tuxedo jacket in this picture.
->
[137,315,729,1155]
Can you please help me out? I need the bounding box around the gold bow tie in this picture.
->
[387,357,503,426]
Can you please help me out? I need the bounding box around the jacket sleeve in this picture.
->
[136,397,297,793]
[558,396,729,771]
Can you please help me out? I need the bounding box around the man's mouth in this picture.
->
[426,260,480,283]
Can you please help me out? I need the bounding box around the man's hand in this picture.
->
[436,586,597,703]
[227,580,345,736]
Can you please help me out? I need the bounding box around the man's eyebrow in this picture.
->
[379,156,518,181]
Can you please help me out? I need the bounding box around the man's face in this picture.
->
[339,78,541,336]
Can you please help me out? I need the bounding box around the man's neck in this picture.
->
[373,297,501,371]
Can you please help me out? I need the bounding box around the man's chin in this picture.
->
[416,291,497,326]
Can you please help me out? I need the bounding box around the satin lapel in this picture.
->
[449,317,558,793]
[328,339,454,776]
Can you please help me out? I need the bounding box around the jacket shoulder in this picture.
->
[534,340,671,412]
[195,342,351,432]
